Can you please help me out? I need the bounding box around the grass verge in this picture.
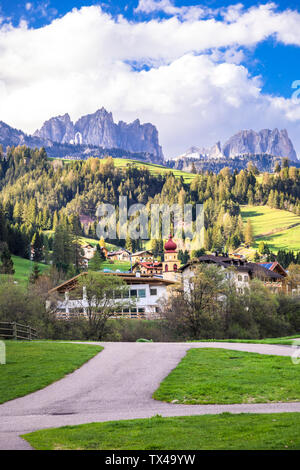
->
[0,341,102,404]
[22,413,300,450]
[190,335,300,345]
[153,348,300,404]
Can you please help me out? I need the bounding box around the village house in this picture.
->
[107,249,131,262]
[48,272,175,320]
[179,254,286,294]
[130,250,154,263]
[132,261,163,276]
[80,244,97,268]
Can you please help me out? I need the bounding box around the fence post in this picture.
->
[12,322,17,340]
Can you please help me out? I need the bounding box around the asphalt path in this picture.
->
[0,341,299,450]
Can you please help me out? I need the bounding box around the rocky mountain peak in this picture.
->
[33,108,163,161]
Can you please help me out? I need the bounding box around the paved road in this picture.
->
[0,342,299,450]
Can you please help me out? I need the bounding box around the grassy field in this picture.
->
[97,260,131,272]
[43,231,118,251]
[240,205,300,251]
[23,413,300,450]
[0,255,49,286]
[153,348,300,405]
[49,156,196,184]
[0,341,102,404]
[113,158,196,184]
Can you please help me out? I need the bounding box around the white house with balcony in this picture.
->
[48,272,175,319]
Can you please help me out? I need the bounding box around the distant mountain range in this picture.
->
[1,113,298,173]
[0,108,164,164]
[174,128,298,163]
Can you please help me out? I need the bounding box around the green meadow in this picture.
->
[0,255,49,286]
[0,341,102,404]
[23,413,300,450]
[153,348,300,405]
[241,205,300,251]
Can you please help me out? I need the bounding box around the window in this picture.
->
[244,276,248,282]
[138,289,146,298]
[150,288,157,296]
[174,264,177,271]
[138,308,145,313]
[130,289,137,298]
[165,265,168,272]
[238,275,242,282]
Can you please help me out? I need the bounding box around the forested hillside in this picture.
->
[0,145,300,278]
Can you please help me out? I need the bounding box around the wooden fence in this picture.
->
[0,322,37,341]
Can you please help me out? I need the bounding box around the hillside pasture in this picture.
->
[240,205,300,251]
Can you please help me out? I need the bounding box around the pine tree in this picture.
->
[89,250,103,271]
[0,244,15,274]
[32,232,44,262]
[29,263,41,284]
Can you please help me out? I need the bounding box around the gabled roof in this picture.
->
[131,250,153,257]
[179,255,284,281]
[258,261,287,277]
[49,272,175,294]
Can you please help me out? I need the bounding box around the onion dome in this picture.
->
[164,235,177,252]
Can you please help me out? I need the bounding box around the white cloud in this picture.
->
[134,0,206,21]
[0,4,300,158]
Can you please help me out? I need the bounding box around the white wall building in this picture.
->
[49,272,175,320]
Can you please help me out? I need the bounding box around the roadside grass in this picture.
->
[190,335,300,345]
[0,341,102,404]
[153,348,300,405]
[22,412,300,450]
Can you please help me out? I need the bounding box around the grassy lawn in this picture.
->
[0,256,49,286]
[153,348,300,405]
[191,335,300,345]
[97,260,131,272]
[23,413,300,450]
[240,205,300,251]
[0,341,102,404]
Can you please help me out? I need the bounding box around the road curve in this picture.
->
[0,341,299,450]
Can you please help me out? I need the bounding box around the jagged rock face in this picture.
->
[222,129,297,161]
[34,107,164,161]
[175,128,298,163]
[34,114,74,144]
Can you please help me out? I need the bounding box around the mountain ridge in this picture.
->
[175,128,298,163]
[34,107,164,161]
[0,108,164,164]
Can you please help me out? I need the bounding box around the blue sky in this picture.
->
[1,1,300,157]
